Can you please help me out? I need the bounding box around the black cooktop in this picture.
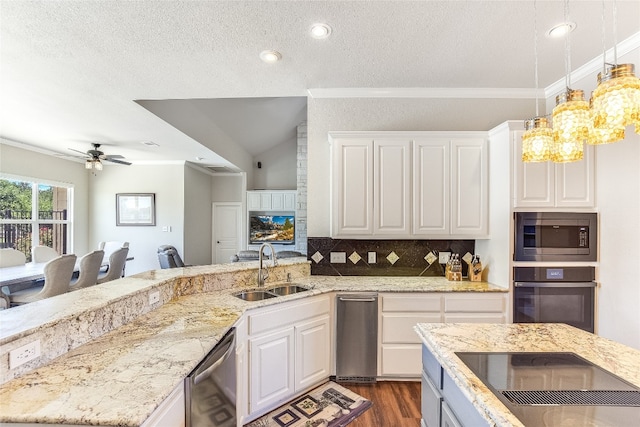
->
[455,352,640,427]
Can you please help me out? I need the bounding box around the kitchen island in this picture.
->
[0,259,506,426]
[415,323,640,427]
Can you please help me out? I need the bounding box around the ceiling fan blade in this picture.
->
[104,158,131,165]
[104,154,125,159]
[68,148,90,157]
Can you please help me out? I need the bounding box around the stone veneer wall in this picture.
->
[307,237,475,277]
[0,262,310,384]
[295,122,308,254]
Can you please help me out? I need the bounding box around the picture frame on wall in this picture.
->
[116,193,156,226]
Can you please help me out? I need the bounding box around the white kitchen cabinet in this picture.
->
[247,190,296,212]
[330,132,488,238]
[331,137,374,235]
[294,315,331,392]
[374,139,412,236]
[249,327,295,412]
[380,293,506,378]
[413,139,450,235]
[513,129,595,208]
[141,382,185,427]
[330,137,411,236]
[246,295,332,419]
[450,138,488,235]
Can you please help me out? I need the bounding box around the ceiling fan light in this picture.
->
[522,117,553,162]
[85,160,93,169]
[94,160,103,171]
[591,64,640,131]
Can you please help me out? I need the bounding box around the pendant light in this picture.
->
[522,0,553,162]
[590,0,640,137]
[551,0,585,163]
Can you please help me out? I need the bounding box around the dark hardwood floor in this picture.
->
[347,381,422,427]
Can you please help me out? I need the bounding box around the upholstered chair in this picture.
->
[69,250,104,291]
[31,246,59,263]
[157,245,187,269]
[97,247,129,284]
[7,254,77,305]
[0,248,27,267]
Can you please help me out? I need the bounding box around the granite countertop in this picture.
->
[0,260,506,426]
[414,323,640,427]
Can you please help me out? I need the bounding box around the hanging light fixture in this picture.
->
[587,91,625,145]
[551,0,585,163]
[590,0,640,138]
[85,159,103,170]
[522,0,553,163]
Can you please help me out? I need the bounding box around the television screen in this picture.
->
[249,213,295,244]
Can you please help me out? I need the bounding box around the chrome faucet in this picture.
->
[258,243,278,287]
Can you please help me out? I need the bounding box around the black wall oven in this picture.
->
[514,212,597,262]
[513,266,596,333]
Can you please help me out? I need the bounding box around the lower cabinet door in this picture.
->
[421,371,442,427]
[381,344,423,376]
[295,315,331,393]
[250,327,295,413]
[441,402,462,427]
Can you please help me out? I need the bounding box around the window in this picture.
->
[0,175,73,262]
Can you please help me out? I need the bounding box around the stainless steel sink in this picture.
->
[268,284,310,296]
[234,290,278,301]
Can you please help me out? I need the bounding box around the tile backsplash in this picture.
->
[307,237,475,276]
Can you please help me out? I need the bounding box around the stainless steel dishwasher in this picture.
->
[336,293,378,383]
[185,327,236,427]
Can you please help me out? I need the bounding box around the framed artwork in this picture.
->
[116,193,155,226]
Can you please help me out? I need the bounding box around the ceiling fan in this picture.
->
[67,143,132,170]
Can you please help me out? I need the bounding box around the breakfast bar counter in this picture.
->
[414,323,640,427]
[0,259,506,425]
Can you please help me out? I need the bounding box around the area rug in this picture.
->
[246,381,372,427]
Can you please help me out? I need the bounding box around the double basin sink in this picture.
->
[235,284,310,301]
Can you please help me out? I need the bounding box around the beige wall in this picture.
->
[252,137,297,190]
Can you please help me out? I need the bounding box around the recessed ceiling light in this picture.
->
[547,22,576,38]
[259,50,282,63]
[310,23,332,39]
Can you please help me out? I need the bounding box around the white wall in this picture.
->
[184,164,214,265]
[212,174,244,202]
[88,163,185,275]
[252,137,297,190]
[0,142,90,257]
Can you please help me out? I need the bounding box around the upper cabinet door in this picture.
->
[450,138,488,236]
[331,138,374,236]
[247,192,262,211]
[513,129,596,208]
[413,139,450,235]
[555,145,595,207]
[374,139,411,236]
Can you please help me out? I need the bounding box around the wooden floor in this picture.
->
[347,381,422,427]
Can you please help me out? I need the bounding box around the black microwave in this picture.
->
[514,212,598,262]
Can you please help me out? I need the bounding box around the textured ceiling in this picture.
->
[1,1,639,169]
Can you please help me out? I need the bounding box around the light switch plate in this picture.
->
[439,251,451,264]
[368,252,377,263]
[149,291,160,305]
[330,252,346,263]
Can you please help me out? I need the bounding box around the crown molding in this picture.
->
[545,31,640,98]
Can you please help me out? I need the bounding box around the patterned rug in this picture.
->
[246,381,372,427]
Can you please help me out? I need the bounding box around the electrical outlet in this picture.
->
[149,291,160,305]
[439,251,451,264]
[9,340,41,369]
[330,252,346,263]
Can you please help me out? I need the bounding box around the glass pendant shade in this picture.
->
[85,160,93,169]
[591,64,640,131]
[553,89,590,144]
[522,117,553,162]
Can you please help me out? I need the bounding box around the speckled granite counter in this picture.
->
[414,323,640,427]
[0,259,506,425]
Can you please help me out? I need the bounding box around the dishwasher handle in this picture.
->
[192,328,236,385]
[338,297,377,302]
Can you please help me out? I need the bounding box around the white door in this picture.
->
[212,203,242,264]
